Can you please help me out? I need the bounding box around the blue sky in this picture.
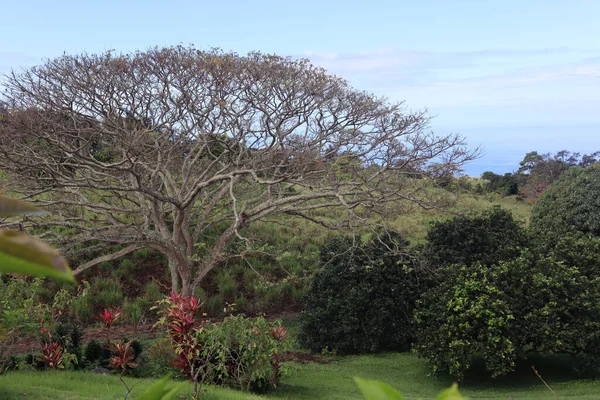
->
[1,0,599,175]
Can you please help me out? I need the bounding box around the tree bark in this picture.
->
[167,258,181,294]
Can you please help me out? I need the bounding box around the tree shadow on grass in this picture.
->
[453,353,598,392]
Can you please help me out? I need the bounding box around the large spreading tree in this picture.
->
[0,46,477,295]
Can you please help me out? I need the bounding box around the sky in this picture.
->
[1,0,599,175]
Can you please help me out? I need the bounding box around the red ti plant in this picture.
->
[39,332,64,369]
[269,325,287,385]
[155,291,206,399]
[109,339,138,372]
[270,325,287,341]
[161,291,201,342]
[109,339,138,397]
[96,307,123,330]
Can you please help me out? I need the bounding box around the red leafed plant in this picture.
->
[39,333,64,369]
[269,325,287,385]
[109,339,138,371]
[96,307,123,329]
[155,291,207,399]
[108,339,139,398]
[271,325,287,341]
[161,291,201,342]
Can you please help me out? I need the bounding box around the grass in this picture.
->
[4,353,600,399]
[391,192,532,244]
[270,353,600,399]
[0,370,260,400]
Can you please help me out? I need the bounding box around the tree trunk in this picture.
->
[181,279,193,297]
[167,258,181,293]
[166,251,192,296]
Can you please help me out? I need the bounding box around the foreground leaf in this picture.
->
[0,229,73,281]
[354,377,403,400]
[136,375,183,400]
[437,383,466,400]
[0,195,46,217]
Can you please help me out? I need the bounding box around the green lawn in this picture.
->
[0,370,258,400]
[3,353,600,399]
[272,353,600,399]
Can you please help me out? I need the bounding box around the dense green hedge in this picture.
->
[298,233,428,354]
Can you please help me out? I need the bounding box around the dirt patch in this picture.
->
[82,323,158,343]
[283,351,330,364]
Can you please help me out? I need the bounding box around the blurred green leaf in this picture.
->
[136,375,183,400]
[437,383,466,400]
[0,229,73,282]
[354,377,404,400]
[0,195,46,217]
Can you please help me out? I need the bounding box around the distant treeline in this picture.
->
[475,150,600,201]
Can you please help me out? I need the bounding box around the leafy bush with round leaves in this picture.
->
[415,236,600,379]
[530,163,600,246]
[413,261,518,379]
[425,205,529,268]
[298,232,428,354]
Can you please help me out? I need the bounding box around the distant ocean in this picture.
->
[433,124,600,176]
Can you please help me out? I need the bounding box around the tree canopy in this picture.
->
[0,46,477,294]
[424,206,529,269]
[530,163,600,245]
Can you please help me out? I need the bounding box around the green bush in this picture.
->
[205,315,290,392]
[111,258,136,281]
[414,261,518,379]
[133,248,151,259]
[298,233,428,354]
[71,296,93,324]
[216,270,237,300]
[143,281,164,304]
[83,339,103,365]
[204,294,225,316]
[134,337,178,378]
[234,295,248,310]
[425,205,529,268]
[193,287,208,305]
[53,323,83,368]
[530,163,600,246]
[89,277,124,312]
[414,237,600,379]
[123,297,146,329]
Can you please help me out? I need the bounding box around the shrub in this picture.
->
[424,205,529,268]
[108,339,138,373]
[134,248,151,259]
[89,277,124,312]
[206,315,290,392]
[119,258,135,272]
[413,261,518,379]
[52,323,83,368]
[414,238,600,379]
[129,339,143,362]
[143,281,164,304]
[135,337,178,378]
[216,270,237,300]
[84,339,103,365]
[71,296,93,324]
[204,294,224,316]
[298,232,428,354]
[530,163,600,246]
[123,298,146,331]
[154,292,289,394]
[39,340,65,369]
